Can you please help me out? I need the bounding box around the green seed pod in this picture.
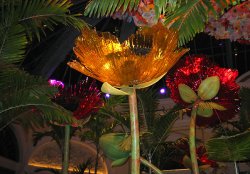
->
[178,84,198,103]
[198,76,220,100]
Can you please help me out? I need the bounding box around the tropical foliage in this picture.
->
[84,0,241,45]
[0,0,86,129]
[206,131,250,162]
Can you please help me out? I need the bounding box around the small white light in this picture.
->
[160,88,166,94]
[105,93,110,98]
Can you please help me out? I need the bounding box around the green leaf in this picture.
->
[198,102,226,111]
[99,133,130,161]
[198,76,220,100]
[164,0,216,46]
[178,84,197,103]
[111,157,129,167]
[0,67,76,129]
[0,24,27,64]
[101,82,132,95]
[197,107,213,117]
[1,0,86,42]
[119,135,131,151]
[206,131,250,162]
[85,0,139,17]
[135,72,167,89]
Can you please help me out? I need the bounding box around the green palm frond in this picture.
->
[0,0,87,64]
[1,0,86,40]
[164,0,217,46]
[152,105,180,144]
[84,0,140,17]
[137,89,179,155]
[137,89,159,130]
[0,68,76,130]
[206,131,250,162]
[99,95,130,129]
[154,0,183,19]
[0,25,27,64]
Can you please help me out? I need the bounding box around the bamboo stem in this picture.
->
[62,125,70,174]
[189,105,199,174]
[140,157,163,174]
[129,88,140,174]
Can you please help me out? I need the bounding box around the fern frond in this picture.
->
[206,131,250,162]
[1,0,86,41]
[164,0,215,46]
[0,25,27,64]
[0,68,76,130]
[84,0,140,18]
[154,0,183,19]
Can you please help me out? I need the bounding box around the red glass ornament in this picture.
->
[166,55,240,127]
[53,79,103,120]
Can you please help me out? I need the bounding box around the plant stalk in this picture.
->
[62,125,70,174]
[140,157,163,174]
[189,105,199,174]
[129,88,140,174]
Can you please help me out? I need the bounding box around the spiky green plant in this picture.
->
[0,0,87,129]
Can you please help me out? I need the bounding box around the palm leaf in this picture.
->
[164,0,240,46]
[84,0,140,18]
[1,0,86,41]
[205,131,250,162]
[0,24,27,64]
[98,95,130,129]
[137,89,179,155]
[154,0,183,19]
[0,67,76,130]
[164,0,216,46]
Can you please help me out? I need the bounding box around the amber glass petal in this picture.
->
[68,24,189,87]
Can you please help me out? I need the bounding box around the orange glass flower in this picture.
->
[68,24,188,89]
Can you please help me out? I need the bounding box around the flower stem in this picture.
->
[189,105,199,174]
[62,125,70,174]
[129,88,140,174]
[140,157,163,174]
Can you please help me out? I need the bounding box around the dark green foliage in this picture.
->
[0,67,75,130]
[71,159,93,174]
[85,0,140,18]
[206,131,250,162]
[137,89,177,152]
[0,0,86,129]
[213,87,250,137]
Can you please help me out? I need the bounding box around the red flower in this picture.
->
[166,55,240,127]
[52,79,103,120]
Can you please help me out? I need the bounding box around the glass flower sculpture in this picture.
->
[52,79,103,120]
[68,24,188,174]
[68,24,188,93]
[49,78,102,174]
[166,55,240,174]
[166,55,240,127]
